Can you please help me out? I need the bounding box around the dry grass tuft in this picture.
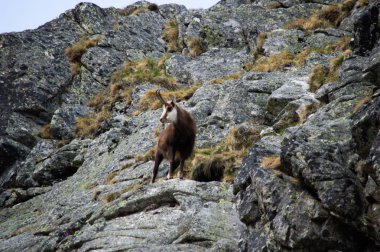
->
[254,32,267,59]
[285,0,357,31]
[356,0,368,7]
[270,2,283,9]
[249,51,295,72]
[163,19,180,53]
[138,85,200,111]
[100,191,121,203]
[308,54,346,92]
[82,57,176,135]
[261,155,282,169]
[65,38,98,75]
[297,104,316,124]
[38,123,53,139]
[111,58,177,90]
[135,147,157,162]
[210,72,243,84]
[119,9,127,16]
[188,37,203,57]
[352,96,371,113]
[309,64,329,92]
[189,127,261,183]
[75,108,110,139]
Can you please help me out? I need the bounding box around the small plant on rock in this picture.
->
[285,0,358,31]
[163,19,180,53]
[188,37,203,57]
[65,37,99,76]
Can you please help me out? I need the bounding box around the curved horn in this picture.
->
[156,90,166,105]
[172,95,176,103]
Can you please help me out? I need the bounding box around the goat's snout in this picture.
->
[160,117,164,123]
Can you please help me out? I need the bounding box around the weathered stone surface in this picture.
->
[50,105,91,139]
[166,48,250,84]
[1,0,380,251]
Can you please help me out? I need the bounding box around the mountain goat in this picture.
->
[151,90,196,183]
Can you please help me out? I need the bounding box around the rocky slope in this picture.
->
[0,0,379,251]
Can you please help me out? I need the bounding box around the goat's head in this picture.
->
[156,90,177,124]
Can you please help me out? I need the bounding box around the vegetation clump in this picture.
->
[163,19,180,53]
[308,54,345,92]
[247,36,351,73]
[254,32,267,60]
[138,85,200,111]
[285,0,361,31]
[65,37,99,75]
[188,37,203,57]
[210,72,243,84]
[38,123,53,139]
[190,127,262,183]
[75,58,176,138]
[75,108,110,139]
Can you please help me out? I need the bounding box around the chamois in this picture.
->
[151,90,196,183]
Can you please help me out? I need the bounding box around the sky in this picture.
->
[0,0,219,33]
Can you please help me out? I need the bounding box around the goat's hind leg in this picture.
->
[151,151,163,184]
[179,160,185,180]
[166,148,179,180]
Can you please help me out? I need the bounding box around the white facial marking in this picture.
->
[166,106,177,123]
[160,103,177,123]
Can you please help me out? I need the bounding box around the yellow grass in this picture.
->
[210,72,243,84]
[190,127,261,182]
[352,96,371,113]
[38,123,53,139]
[309,64,328,92]
[285,0,357,31]
[138,85,200,111]
[261,156,282,169]
[65,38,98,63]
[135,147,156,162]
[75,108,110,139]
[163,19,180,53]
[188,37,203,57]
[250,51,295,72]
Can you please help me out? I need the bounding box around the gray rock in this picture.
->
[50,104,91,140]
[166,48,250,84]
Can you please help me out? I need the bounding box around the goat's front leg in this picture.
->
[167,147,175,180]
[151,151,163,184]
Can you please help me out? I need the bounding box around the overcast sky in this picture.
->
[1,1,219,33]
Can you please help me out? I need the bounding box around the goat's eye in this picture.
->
[167,107,173,112]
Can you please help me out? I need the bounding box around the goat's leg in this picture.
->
[167,147,175,180]
[151,151,163,183]
[179,160,185,179]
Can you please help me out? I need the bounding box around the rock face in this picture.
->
[1,0,380,251]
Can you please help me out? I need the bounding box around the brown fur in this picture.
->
[151,102,196,183]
